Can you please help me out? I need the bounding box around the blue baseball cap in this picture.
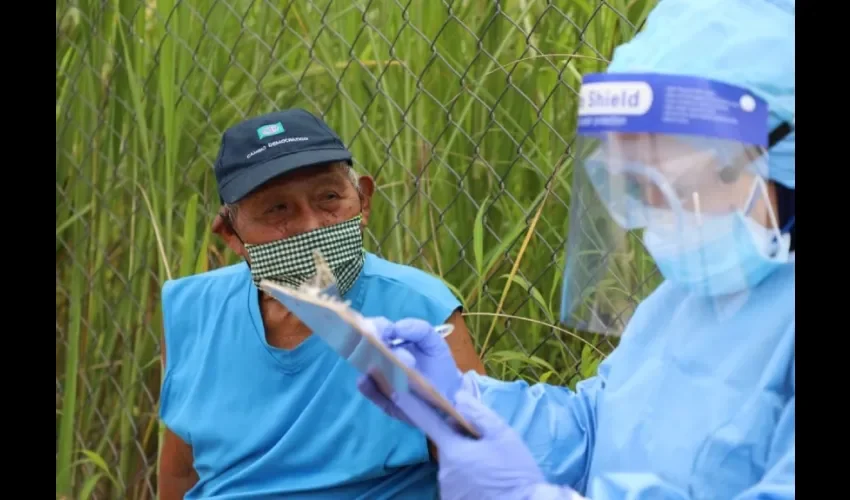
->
[213,108,353,204]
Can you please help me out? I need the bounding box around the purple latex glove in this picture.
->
[390,388,578,500]
[357,317,463,425]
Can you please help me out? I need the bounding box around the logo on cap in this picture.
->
[257,122,285,140]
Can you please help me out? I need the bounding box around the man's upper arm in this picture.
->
[396,266,485,375]
[445,309,486,374]
[159,279,198,498]
[159,349,198,497]
[159,428,199,500]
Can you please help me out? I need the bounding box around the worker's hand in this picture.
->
[357,317,463,424]
[390,387,573,500]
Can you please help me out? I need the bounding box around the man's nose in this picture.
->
[283,206,325,237]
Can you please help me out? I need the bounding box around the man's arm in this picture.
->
[444,309,486,375]
[428,309,485,461]
[159,428,199,500]
[158,335,198,499]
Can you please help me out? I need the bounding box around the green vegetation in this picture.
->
[56,0,658,497]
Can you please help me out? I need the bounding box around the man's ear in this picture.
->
[212,211,248,260]
[357,175,376,226]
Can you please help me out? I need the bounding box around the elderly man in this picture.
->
[158,108,485,499]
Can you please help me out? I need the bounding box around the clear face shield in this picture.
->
[560,73,793,336]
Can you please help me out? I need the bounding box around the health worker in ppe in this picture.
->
[354,0,795,498]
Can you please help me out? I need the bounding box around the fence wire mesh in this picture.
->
[56,0,659,497]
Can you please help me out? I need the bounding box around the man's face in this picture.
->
[216,163,375,259]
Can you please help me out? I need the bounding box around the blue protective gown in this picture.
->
[465,261,794,499]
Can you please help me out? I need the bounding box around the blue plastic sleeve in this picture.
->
[576,72,769,146]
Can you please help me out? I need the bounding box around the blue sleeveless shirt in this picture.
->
[159,252,461,499]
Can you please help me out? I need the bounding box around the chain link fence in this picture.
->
[56,0,658,498]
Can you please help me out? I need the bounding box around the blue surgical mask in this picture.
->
[641,179,792,297]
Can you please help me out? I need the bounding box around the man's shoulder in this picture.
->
[159,262,251,365]
[162,261,251,302]
[358,253,462,318]
[362,253,451,292]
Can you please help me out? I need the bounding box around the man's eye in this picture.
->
[321,192,340,201]
[264,203,287,214]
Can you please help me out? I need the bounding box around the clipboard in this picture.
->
[257,253,480,439]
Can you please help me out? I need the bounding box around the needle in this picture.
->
[388,324,455,347]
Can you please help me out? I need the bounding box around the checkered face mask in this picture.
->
[244,214,366,296]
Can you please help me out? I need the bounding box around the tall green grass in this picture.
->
[56,0,657,497]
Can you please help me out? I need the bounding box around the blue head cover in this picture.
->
[606,0,795,189]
